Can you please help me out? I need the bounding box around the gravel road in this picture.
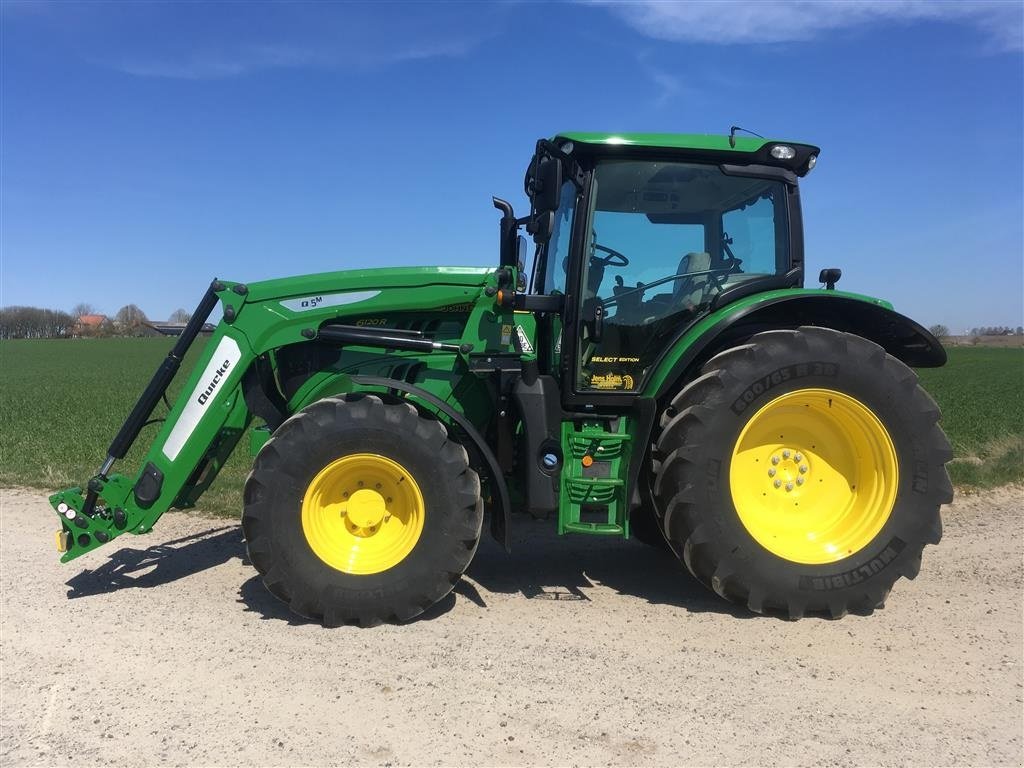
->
[1,486,1021,767]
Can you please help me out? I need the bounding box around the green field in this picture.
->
[1,340,1021,519]
[917,347,1024,487]
[0,338,253,516]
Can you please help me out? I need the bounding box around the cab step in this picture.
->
[558,420,632,537]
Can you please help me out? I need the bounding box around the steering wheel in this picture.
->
[591,243,630,267]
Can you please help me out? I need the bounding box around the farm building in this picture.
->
[72,314,112,337]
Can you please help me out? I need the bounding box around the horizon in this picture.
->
[2,1,1022,330]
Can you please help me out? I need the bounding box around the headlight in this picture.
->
[770,145,797,160]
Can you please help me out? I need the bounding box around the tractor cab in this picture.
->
[517,133,819,405]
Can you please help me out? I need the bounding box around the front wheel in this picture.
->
[242,394,483,627]
[653,327,953,618]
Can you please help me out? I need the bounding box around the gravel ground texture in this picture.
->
[1,485,1021,767]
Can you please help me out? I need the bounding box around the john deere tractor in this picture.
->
[50,132,952,626]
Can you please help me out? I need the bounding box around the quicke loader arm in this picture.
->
[49,272,501,563]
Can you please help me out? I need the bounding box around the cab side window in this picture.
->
[540,180,578,296]
[575,161,790,393]
[721,192,783,276]
[587,212,705,304]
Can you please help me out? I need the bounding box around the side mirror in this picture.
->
[533,156,563,213]
[516,235,528,290]
[819,268,842,290]
[527,210,555,244]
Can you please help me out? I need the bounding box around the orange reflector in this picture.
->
[496,290,504,305]
[581,455,594,467]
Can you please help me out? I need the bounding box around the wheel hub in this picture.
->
[344,489,388,532]
[767,449,810,493]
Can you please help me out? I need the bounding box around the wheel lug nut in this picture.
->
[785,482,794,492]
[768,468,776,477]
[794,453,803,462]
[782,450,791,459]
[375,483,382,490]
[773,479,782,488]
[799,465,808,474]
[771,456,780,465]
[796,477,804,486]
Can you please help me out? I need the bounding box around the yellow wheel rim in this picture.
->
[301,453,425,575]
[729,388,898,565]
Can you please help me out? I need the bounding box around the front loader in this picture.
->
[50,132,953,625]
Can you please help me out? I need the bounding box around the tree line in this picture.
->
[0,303,192,340]
[928,324,1022,339]
[966,326,1023,337]
[0,307,76,339]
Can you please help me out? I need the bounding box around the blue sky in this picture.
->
[2,0,1022,331]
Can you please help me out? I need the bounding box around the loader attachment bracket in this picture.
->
[50,473,138,562]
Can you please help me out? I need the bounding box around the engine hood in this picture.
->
[245,265,493,303]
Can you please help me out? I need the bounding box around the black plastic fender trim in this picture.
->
[626,397,657,512]
[349,375,512,553]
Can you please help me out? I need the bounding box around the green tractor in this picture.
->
[50,132,952,626]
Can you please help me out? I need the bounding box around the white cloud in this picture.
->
[385,37,483,65]
[113,36,487,80]
[636,50,689,108]
[116,44,323,80]
[11,3,506,80]
[593,0,1023,52]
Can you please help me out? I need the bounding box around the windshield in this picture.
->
[577,160,790,392]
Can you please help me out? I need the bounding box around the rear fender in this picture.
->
[651,291,946,401]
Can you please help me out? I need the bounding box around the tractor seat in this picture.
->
[672,251,712,307]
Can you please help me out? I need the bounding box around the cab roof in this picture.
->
[554,132,820,177]
[559,132,788,152]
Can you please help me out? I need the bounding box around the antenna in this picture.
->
[729,125,765,148]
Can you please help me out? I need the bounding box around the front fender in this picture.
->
[648,290,945,401]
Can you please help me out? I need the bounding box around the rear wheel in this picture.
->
[653,327,952,618]
[242,394,483,627]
